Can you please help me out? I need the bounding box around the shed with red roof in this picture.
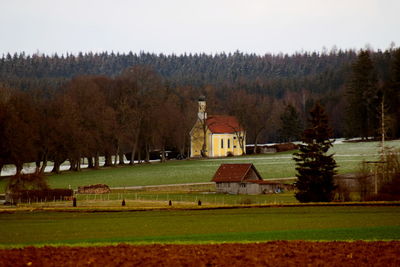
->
[211,163,282,194]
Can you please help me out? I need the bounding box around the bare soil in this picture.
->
[0,241,399,267]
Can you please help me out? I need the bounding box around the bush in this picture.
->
[357,148,400,201]
[365,173,400,201]
[6,173,48,192]
[334,186,351,202]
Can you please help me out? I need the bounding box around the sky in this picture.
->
[1,0,399,56]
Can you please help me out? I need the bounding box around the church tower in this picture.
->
[190,94,245,158]
[198,95,207,121]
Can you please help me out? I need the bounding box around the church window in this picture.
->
[228,139,230,148]
[221,139,224,148]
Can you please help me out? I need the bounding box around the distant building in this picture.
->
[246,143,298,154]
[211,163,282,195]
[190,96,246,157]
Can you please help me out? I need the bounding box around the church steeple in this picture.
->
[198,95,207,120]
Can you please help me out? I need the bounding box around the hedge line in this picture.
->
[7,189,73,203]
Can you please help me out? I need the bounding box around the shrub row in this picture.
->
[7,189,73,203]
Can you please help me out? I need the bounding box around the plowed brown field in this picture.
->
[1,241,399,266]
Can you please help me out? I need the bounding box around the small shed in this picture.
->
[211,163,281,194]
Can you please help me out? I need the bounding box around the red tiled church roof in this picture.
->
[206,115,242,134]
[212,163,263,183]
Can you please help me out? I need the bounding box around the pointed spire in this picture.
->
[198,95,207,120]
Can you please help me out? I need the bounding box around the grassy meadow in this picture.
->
[1,206,399,246]
[9,192,296,208]
[0,140,399,192]
[74,191,297,205]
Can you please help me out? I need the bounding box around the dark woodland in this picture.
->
[0,48,399,173]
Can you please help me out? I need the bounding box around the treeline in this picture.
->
[0,66,199,174]
[346,49,400,139]
[0,49,380,94]
[1,49,396,98]
[0,48,400,174]
[0,65,300,174]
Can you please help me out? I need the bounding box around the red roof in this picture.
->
[211,163,263,183]
[248,180,279,185]
[206,115,242,134]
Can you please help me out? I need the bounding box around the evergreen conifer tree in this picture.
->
[390,49,400,136]
[278,104,303,142]
[293,103,337,202]
[345,50,378,139]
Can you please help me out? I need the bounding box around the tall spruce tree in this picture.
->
[390,49,400,136]
[278,104,303,142]
[293,103,337,202]
[345,50,378,139]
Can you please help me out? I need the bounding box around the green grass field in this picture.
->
[0,140,399,192]
[1,206,399,246]
[10,192,296,208]
[74,191,297,205]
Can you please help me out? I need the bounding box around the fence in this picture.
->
[5,189,73,205]
[3,191,295,207]
[74,192,294,206]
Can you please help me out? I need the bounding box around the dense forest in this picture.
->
[0,48,399,173]
[0,49,362,95]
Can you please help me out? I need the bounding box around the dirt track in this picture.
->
[0,241,399,266]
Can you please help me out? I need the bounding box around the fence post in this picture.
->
[73,197,77,207]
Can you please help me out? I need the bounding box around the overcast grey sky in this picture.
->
[1,0,399,55]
